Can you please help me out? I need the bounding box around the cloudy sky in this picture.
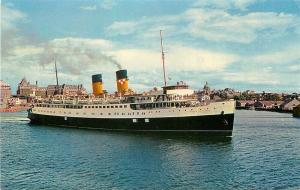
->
[1,0,300,93]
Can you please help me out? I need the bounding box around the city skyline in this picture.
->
[1,0,300,93]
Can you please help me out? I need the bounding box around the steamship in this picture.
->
[28,32,235,134]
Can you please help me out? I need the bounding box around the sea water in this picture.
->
[1,110,299,189]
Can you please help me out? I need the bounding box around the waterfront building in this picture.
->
[253,101,284,109]
[35,87,47,98]
[236,100,255,108]
[46,84,87,96]
[0,80,12,108]
[17,78,87,97]
[7,96,28,106]
[197,82,211,101]
[17,78,37,96]
[280,99,300,110]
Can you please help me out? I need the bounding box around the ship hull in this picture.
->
[28,112,234,134]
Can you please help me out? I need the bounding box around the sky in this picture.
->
[1,0,300,94]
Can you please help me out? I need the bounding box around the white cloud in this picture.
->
[193,0,258,11]
[106,7,298,44]
[222,72,280,85]
[288,64,300,72]
[39,37,121,74]
[1,5,26,29]
[112,49,159,71]
[50,37,113,50]
[12,46,43,56]
[80,5,97,11]
[106,21,138,35]
[112,45,237,72]
[100,0,116,10]
[184,9,297,43]
[167,46,237,71]
[1,5,27,56]
[2,4,299,93]
[250,44,300,64]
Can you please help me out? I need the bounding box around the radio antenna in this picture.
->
[160,30,167,87]
[54,58,59,95]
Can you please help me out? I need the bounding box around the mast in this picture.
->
[160,30,167,87]
[54,58,59,95]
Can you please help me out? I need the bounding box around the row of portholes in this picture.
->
[85,105,128,109]
[39,110,59,114]
[37,107,213,115]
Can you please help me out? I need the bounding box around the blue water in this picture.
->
[1,110,300,189]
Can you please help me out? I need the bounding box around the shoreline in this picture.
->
[236,107,293,114]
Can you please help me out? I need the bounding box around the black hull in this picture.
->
[28,112,234,134]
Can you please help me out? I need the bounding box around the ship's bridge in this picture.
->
[162,81,194,96]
